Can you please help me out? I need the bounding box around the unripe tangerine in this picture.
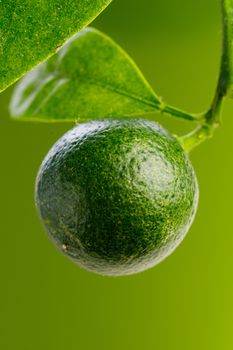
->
[36,118,199,276]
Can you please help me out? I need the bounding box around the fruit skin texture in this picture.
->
[36,118,199,276]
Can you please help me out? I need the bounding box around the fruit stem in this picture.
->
[180,0,233,153]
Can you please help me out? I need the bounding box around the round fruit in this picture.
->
[36,118,199,276]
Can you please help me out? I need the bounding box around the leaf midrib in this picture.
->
[52,71,162,111]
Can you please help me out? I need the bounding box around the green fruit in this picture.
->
[36,118,199,276]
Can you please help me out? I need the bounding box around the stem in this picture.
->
[181,0,233,153]
[161,104,203,122]
[207,0,233,124]
[178,124,215,153]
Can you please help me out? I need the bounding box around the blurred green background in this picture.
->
[0,0,233,349]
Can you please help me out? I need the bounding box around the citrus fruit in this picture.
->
[36,118,199,276]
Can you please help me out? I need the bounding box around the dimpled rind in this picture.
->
[36,119,199,276]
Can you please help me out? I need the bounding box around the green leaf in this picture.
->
[0,0,112,93]
[10,27,162,122]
